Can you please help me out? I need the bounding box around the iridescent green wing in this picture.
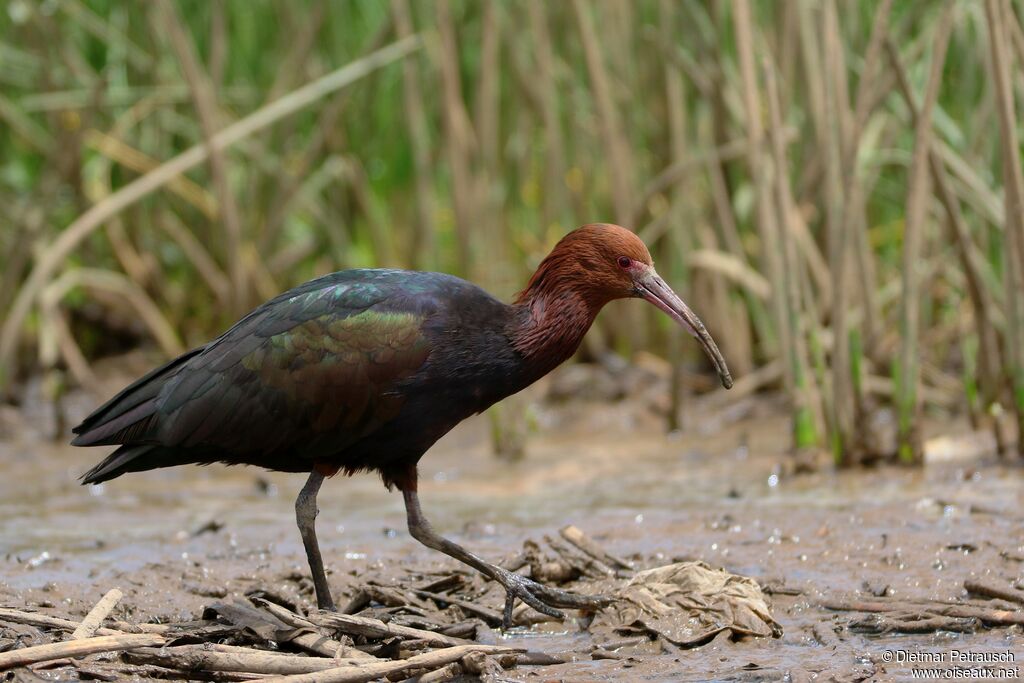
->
[155,272,432,459]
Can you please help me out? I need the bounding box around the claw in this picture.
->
[496,569,613,629]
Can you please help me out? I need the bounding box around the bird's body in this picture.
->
[76,269,587,489]
[74,224,732,623]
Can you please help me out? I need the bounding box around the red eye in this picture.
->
[617,256,632,269]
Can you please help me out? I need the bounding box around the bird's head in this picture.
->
[520,223,733,389]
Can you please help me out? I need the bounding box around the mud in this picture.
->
[1,365,1023,681]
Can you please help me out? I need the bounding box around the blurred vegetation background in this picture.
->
[1,0,1022,465]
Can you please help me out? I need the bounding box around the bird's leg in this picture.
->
[402,489,613,628]
[296,470,336,611]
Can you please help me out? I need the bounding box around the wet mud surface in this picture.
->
[1,368,1023,681]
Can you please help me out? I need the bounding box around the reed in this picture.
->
[0,1,1018,462]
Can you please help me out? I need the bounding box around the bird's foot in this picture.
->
[494,567,614,629]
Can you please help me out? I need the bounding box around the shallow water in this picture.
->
[2,379,1022,681]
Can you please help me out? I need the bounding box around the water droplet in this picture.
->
[767,474,779,488]
[634,514,644,524]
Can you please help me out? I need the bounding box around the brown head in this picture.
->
[518,223,733,389]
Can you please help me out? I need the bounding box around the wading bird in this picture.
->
[74,223,732,626]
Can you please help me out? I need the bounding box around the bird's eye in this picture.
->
[617,256,632,269]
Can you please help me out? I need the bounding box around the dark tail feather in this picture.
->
[72,345,205,446]
[80,444,198,484]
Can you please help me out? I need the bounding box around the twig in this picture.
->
[822,598,1024,626]
[0,633,164,671]
[306,612,469,649]
[72,589,123,640]
[559,525,631,571]
[124,646,364,676]
[250,599,374,660]
[964,579,1024,606]
[413,590,503,626]
[0,607,123,636]
[258,645,522,683]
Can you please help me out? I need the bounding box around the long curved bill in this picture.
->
[637,269,733,389]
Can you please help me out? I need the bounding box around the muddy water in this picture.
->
[2,379,1023,681]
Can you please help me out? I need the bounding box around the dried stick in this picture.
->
[251,600,374,660]
[0,607,124,636]
[414,589,503,626]
[258,645,521,683]
[559,525,631,571]
[72,589,123,640]
[306,612,469,648]
[0,633,164,671]
[124,646,364,675]
[964,579,1024,606]
[0,35,421,390]
[824,599,1024,627]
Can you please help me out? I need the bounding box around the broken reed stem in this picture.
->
[986,0,1024,455]
[308,611,469,648]
[0,35,420,391]
[258,645,522,683]
[71,588,123,640]
[124,646,368,676]
[0,607,126,636]
[0,633,164,671]
[896,7,953,464]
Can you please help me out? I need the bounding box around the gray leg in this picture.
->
[402,489,612,628]
[296,471,335,611]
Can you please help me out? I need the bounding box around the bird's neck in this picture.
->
[509,283,602,374]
